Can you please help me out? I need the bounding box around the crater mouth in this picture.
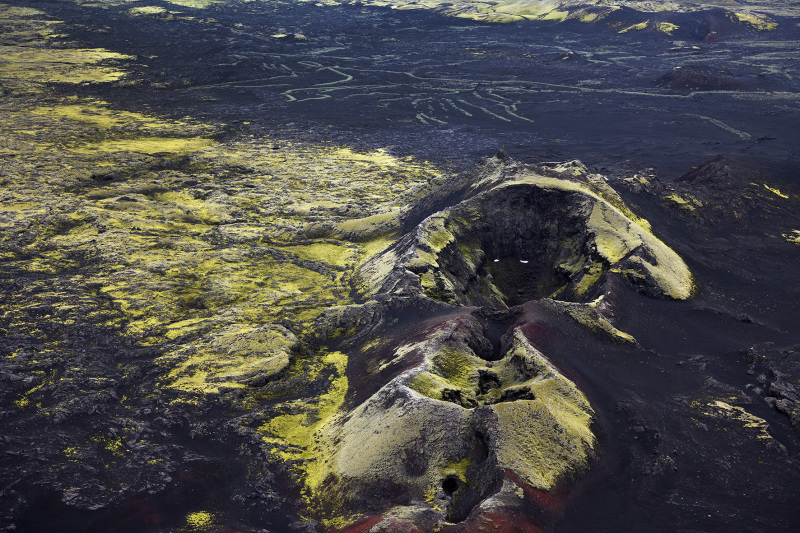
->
[357,158,694,307]
[418,183,602,307]
[406,317,549,410]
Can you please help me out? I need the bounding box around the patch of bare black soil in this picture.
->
[550,153,800,532]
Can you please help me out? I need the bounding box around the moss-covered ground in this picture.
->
[4,1,800,531]
[0,4,443,524]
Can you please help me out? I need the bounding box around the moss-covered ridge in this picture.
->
[358,155,694,309]
[306,308,594,528]
[56,0,793,27]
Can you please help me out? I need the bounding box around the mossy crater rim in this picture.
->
[357,156,694,307]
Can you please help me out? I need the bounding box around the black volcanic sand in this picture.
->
[554,154,800,531]
[2,1,800,532]
[36,0,800,176]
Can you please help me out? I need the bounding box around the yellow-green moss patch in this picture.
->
[0,46,131,84]
[258,350,349,498]
[73,136,215,155]
[664,192,703,212]
[159,324,297,394]
[165,0,222,8]
[783,230,800,246]
[697,400,775,442]
[619,20,650,34]
[656,22,679,34]
[764,184,789,199]
[185,510,215,530]
[730,11,778,30]
[128,6,168,16]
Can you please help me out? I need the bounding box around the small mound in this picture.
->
[653,64,751,91]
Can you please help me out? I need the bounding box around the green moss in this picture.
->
[14,397,31,408]
[664,192,703,212]
[763,184,789,199]
[618,20,650,34]
[586,196,693,300]
[492,388,593,489]
[696,400,774,442]
[0,5,45,17]
[419,271,437,291]
[431,346,477,391]
[730,11,778,31]
[588,201,641,263]
[185,511,215,530]
[445,457,471,481]
[284,243,356,266]
[423,217,456,253]
[335,211,401,239]
[406,370,451,400]
[128,6,168,16]
[63,447,79,458]
[575,10,600,24]
[572,263,605,299]
[656,22,679,34]
[783,230,800,245]
[90,435,127,457]
[258,350,349,501]
[159,324,296,394]
[165,0,222,8]
[73,136,215,155]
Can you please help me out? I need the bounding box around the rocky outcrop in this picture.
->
[668,154,800,224]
